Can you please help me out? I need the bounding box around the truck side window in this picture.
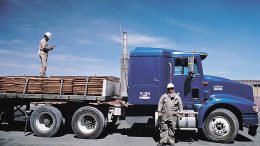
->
[174,58,199,75]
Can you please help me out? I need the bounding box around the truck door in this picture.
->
[172,57,202,109]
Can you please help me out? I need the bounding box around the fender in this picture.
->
[197,94,256,128]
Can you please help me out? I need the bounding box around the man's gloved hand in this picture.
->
[51,45,56,49]
[48,45,56,51]
[178,112,183,120]
[158,112,162,118]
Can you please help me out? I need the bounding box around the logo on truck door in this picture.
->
[139,92,151,99]
[213,85,223,91]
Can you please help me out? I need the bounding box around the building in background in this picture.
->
[237,80,260,109]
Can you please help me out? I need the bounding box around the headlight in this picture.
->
[253,106,259,113]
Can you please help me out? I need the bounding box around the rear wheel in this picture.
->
[30,105,64,137]
[71,106,105,139]
[202,108,239,143]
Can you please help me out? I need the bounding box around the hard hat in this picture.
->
[44,32,52,39]
[167,83,174,88]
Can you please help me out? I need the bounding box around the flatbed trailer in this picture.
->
[0,76,122,138]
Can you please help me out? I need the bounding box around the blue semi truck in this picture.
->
[128,47,258,143]
[0,32,258,143]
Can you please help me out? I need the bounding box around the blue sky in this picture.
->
[0,0,260,80]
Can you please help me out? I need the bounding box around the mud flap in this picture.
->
[248,125,258,136]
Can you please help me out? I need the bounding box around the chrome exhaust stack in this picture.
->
[120,32,128,98]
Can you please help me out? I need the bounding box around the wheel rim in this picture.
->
[209,116,231,137]
[77,114,97,134]
[35,112,54,132]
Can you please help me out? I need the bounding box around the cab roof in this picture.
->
[130,47,208,60]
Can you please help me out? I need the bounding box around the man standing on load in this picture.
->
[157,83,183,146]
[38,32,56,77]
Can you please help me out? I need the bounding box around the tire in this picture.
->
[202,108,239,143]
[71,106,105,139]
[30,105,64,137]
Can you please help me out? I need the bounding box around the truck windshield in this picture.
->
[174,58,199,75]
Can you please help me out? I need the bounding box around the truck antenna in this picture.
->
[116,7,123,41]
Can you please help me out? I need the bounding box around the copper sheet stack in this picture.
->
[0,76,119,96]
[0,77,26,93]
[41,78,61,94]
[88,77,103,95]
[0,77,15,93]
[27,78,44,94]
[14,77,27,93]
[73,78,87,95]
[71,76,118,95]
[62,79,73,94]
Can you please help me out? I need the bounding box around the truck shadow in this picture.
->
[0,121,26,132]
[106,119,253,143]
[0,120,254,143]
[107,123,203,143]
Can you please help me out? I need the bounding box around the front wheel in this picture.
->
[202,108,239,143]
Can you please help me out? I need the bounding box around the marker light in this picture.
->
[253,106,259,113]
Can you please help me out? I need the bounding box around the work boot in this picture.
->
[39,74,47,78]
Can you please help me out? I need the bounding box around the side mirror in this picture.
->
[188,56,195,78]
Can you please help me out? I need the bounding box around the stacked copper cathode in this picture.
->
[0,76,119,96]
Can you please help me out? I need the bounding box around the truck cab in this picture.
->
[127,47,259,143]
[128,47,206,106]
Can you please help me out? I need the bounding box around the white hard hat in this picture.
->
[44,32,52,39]
[167,83,174,88]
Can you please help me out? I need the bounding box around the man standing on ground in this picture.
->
[38,32,56,77]
[157,83,183,146]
